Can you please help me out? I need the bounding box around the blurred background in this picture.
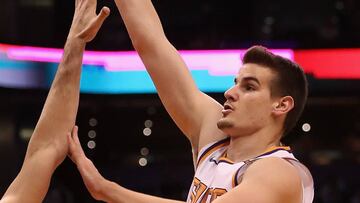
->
[0,0,360,202]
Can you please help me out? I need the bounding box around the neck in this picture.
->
[226,126,282,162]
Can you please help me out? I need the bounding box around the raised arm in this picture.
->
[114,0,226,153]
[68,126,185,203]
[0,1,109,202]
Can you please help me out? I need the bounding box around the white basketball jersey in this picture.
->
[186,138,314,203]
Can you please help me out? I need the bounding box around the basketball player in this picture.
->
[70,1,314,203]
[0,0,110,202]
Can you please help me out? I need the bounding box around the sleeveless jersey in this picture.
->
[186,138,314,203]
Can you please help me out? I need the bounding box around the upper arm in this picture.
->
[116,0,227,153]
[137,40,226,152]
[214,158,302,203]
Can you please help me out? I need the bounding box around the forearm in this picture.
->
[2,148,60,203]
[2,39,85,202]
[114,0,166,49]
[27,37,84,159]
[115,0,212,139]
[41,36,84,128]
[2,1,110,202]
[2,40,85,203]
[100,180,185,203]
[40,37,84,129]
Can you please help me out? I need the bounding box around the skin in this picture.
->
[218,63,280,136]
[70,0,304,202]
[0,0,109,202]
[218,63,295,162]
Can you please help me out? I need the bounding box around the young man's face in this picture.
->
[217,63,280,137]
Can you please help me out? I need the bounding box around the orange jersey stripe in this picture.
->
[197,138,230,168]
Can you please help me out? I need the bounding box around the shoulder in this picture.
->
[244,157,302,183]
[214,157,302,203]
[242,157,302,202]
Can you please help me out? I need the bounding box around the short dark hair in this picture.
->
[242,46,308,136]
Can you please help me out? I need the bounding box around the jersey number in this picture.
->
[190,177,227,203]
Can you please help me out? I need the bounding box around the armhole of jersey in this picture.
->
[232,148,294,188]
[232,160,255,188]
[195,137,230,169]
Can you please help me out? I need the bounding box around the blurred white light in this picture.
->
[264,16,275,25]
[19,128,34,141]
[138,158,148,167]
[335,1,344,10]
[144,120,153,128]
[140,147,150,156]
[89,118,98,127]
[88,130,96,139]
[302,123,311,132]
[143,128,152,136]
[87,140,96,149]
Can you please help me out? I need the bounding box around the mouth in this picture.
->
[222,103,233,116]
[223,103,233,110]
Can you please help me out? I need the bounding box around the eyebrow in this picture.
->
[235,76,261,86]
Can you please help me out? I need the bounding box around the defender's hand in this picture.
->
[68,0,110,43]
[68,126,107,201]
[67,126,85,164]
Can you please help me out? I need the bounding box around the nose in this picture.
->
[224,85,238,101]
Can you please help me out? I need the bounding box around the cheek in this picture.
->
[244,95,272,115]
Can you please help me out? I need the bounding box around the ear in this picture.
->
[272,96,294,116]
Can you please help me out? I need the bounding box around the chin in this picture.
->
[217,118,234,130]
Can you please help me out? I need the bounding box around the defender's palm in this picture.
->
[68,126,106,201]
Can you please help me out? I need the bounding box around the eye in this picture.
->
[244,84,255,91]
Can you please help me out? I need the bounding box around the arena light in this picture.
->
[140,147,150,156]
[295,49,360,79]
[19,128,34,141]
[3,43,293,76]
[138,157,148,167]
[0,44,360,94]
[143,128,152,136]
[1,43,360,83]
[88,130,96,139]
[89,118,98,127]
[87,140,96,149]
[144,120,153,128]
[302,123,311,132]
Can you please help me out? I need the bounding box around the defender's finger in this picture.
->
[67,132,76,161]
[95,7,110,26]
[75,0,80,8]
[72,125,81,144]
